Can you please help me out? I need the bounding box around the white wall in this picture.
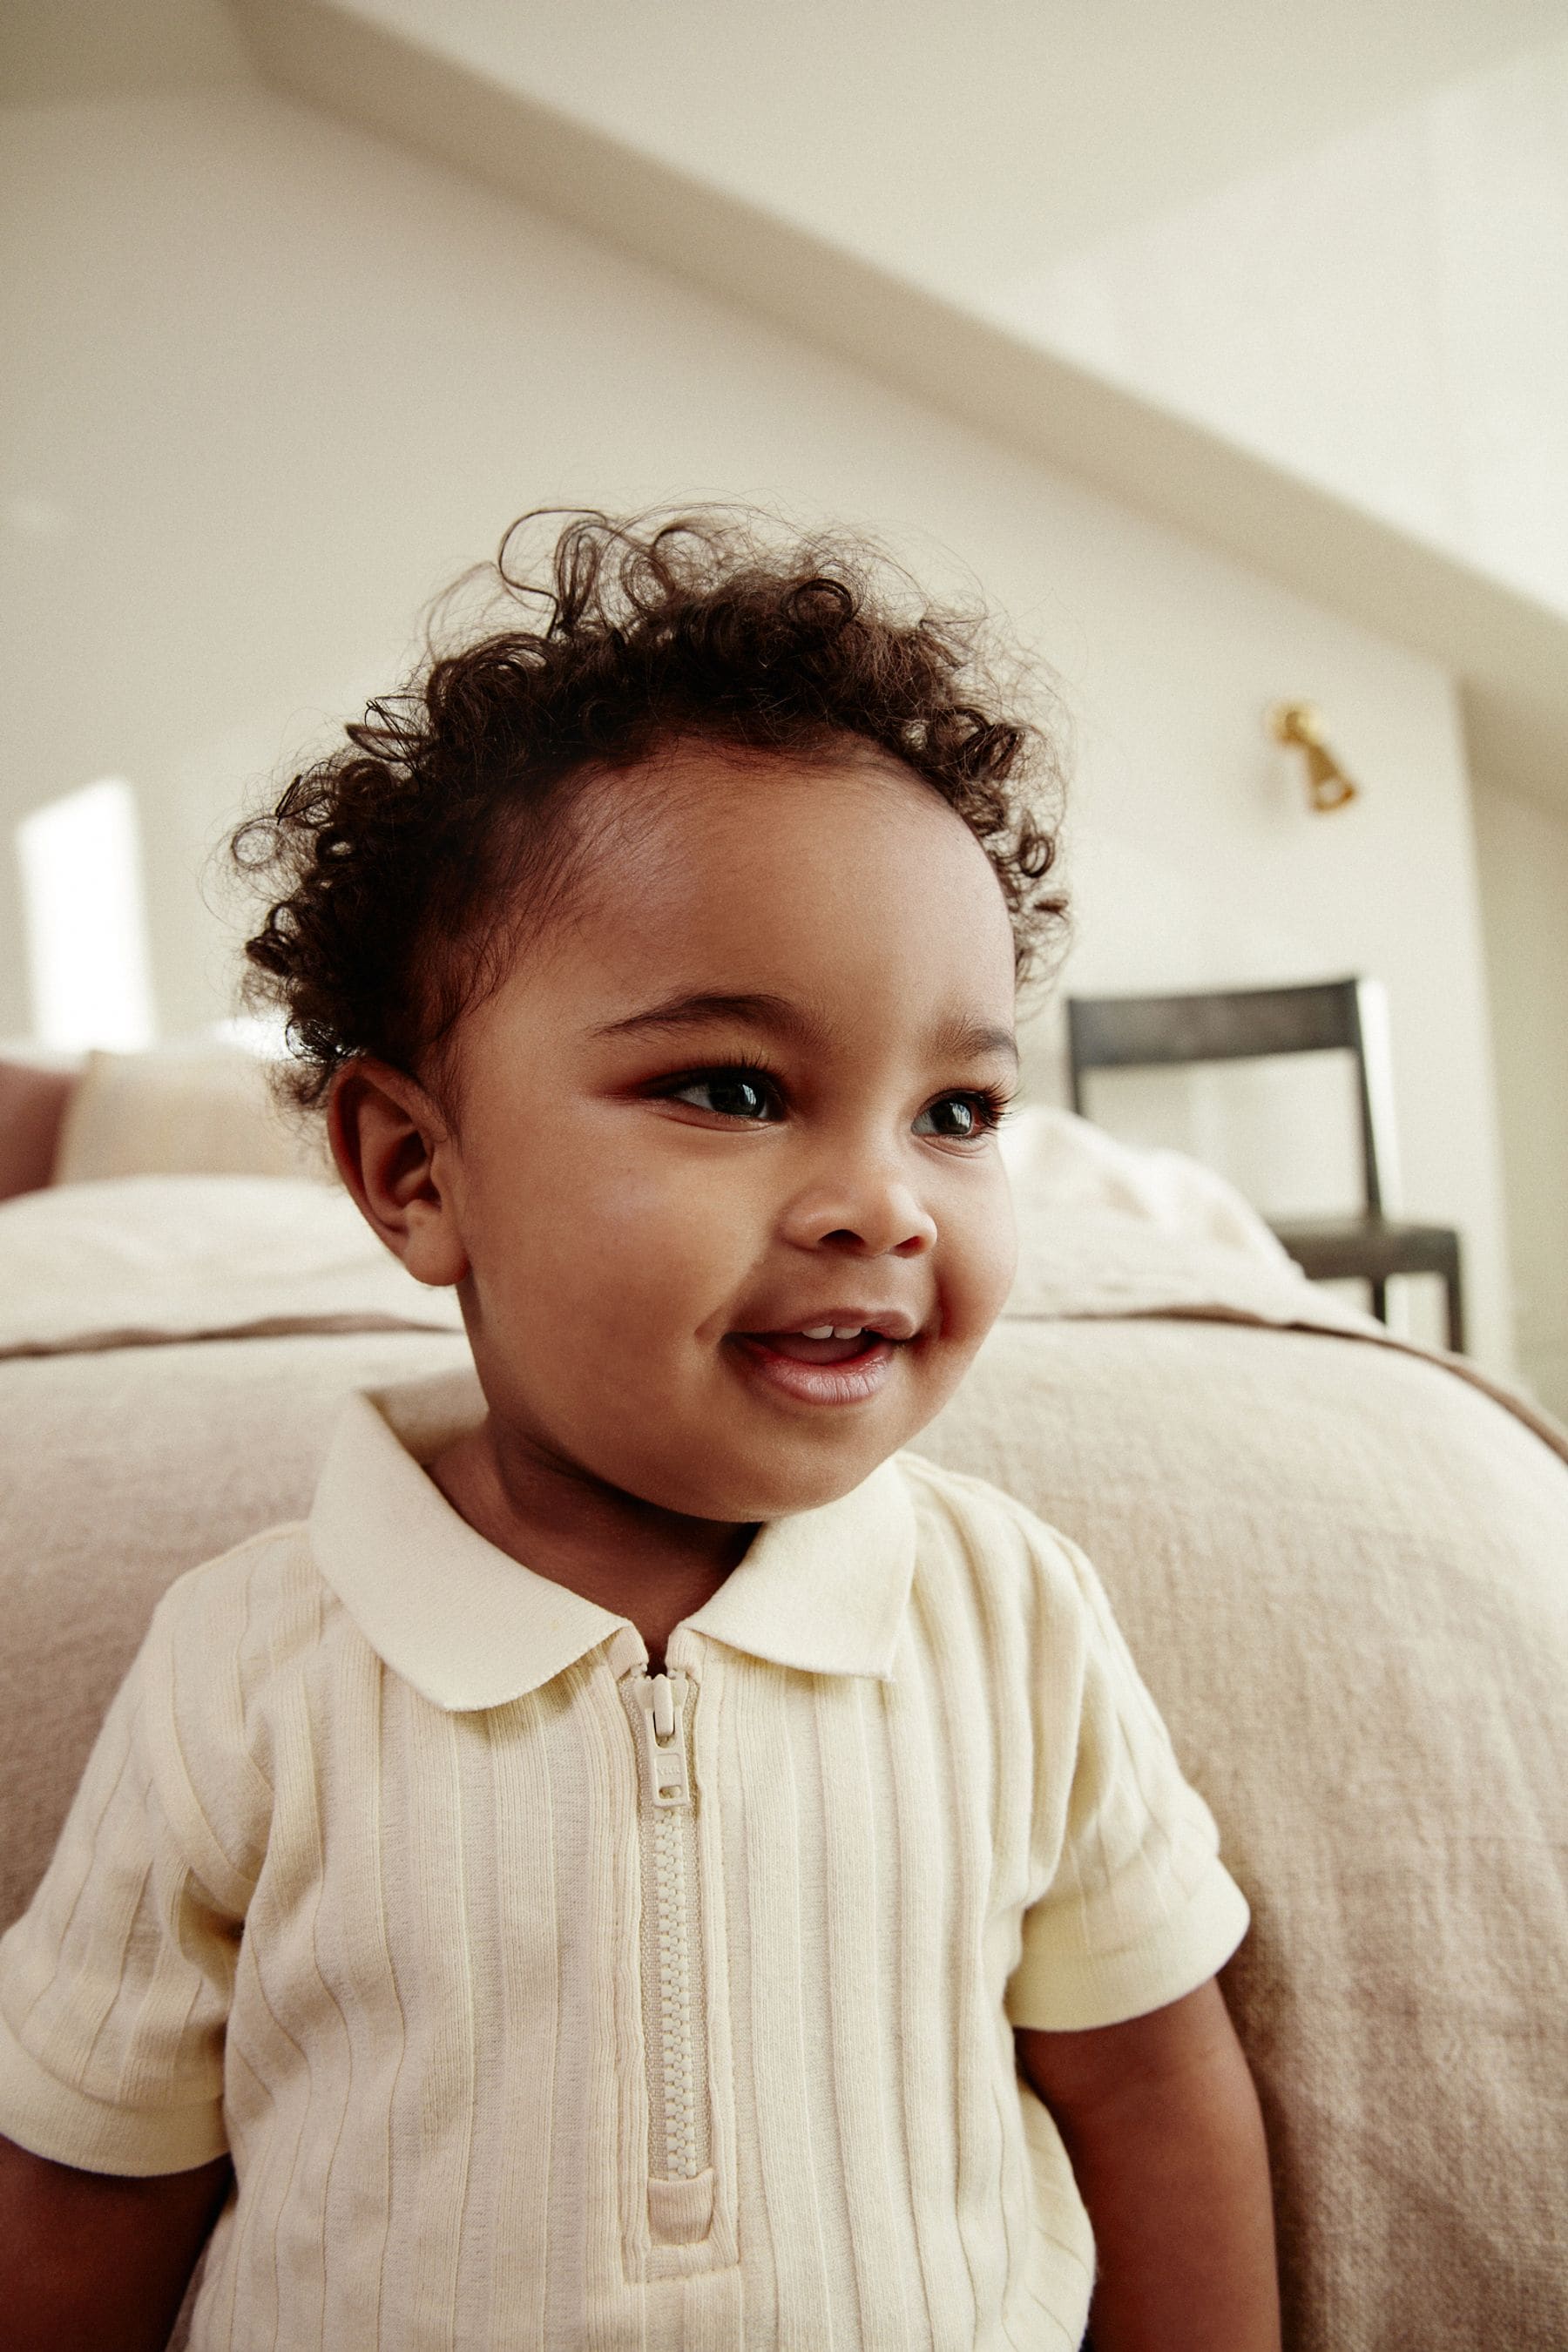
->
[1472,776,1568,1418]
[0,82,1514,1370]
[995,31,1568,621]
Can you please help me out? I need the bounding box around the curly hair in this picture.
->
[231,507,1071,1112]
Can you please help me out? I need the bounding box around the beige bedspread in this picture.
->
[2,1176,1565,2349]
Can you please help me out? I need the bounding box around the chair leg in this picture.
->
[1369,1276,1389,1326]
[1444,1270,1465,1355]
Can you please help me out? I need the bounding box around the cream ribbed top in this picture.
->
[0,1371,1247,2350]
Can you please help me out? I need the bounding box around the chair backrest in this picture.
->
[1065,977,1399,1214]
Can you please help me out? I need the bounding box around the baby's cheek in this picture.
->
[954,1185,1018,1334]
[581,1199,746,1348]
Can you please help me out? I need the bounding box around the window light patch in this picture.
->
[16,779,157,1051]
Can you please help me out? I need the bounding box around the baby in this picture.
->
[0,511,1279,2349]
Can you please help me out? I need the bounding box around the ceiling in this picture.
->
[8,0,1563,289]
[270,0,1568,290]
[10,0,1568,806]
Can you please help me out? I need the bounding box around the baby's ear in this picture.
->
[328,1058,469,1288]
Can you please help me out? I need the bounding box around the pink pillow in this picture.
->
[0,1059,78,1200]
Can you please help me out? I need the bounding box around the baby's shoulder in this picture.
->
[146,1518,334,1720]
[891,1449,1097,1608]
[153,1514,314,1626]
[109,1523,330,1886]
[893,1446,1078,1547]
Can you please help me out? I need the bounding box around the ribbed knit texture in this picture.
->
[0,1391,1248,2351]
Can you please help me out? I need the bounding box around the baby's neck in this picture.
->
[426,1420,755,1669]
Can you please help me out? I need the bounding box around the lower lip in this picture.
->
[727,1334,898,1405]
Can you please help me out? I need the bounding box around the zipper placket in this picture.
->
[625,1666,713,2219]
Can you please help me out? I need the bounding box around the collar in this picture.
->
[308,1369,918,1713]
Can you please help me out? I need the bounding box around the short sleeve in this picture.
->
[1005,1528,1250,2033]
[0,1598,246,2175]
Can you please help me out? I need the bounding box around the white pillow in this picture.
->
[51,1044,328,1186]
[999,1105,1294,1267]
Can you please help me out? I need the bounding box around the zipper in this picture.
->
[623,1667,713,2239]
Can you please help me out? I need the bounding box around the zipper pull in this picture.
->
[635,1671,691,1807]
[652,1673,675,1742]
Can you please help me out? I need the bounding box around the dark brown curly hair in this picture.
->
[231,507,1071,1113]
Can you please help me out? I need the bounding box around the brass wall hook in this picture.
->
[1268,700,1359,812]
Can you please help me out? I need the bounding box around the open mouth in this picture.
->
[726,1327,902,1407]
[741,1328,889,1365]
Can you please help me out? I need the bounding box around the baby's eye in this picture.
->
[913,1091,1008,1141]
[666,1068,781,1121]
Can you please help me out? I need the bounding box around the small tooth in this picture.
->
[799,1324,835,1339]
[830,1326,864,1339]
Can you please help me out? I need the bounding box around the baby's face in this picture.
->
[436,743,1021,1524]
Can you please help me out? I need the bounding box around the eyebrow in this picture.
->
[589,988,1019,1067]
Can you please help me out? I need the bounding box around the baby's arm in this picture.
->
[1017,1976,1280,2352]
[0,2132,231,2352]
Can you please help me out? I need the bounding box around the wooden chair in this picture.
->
[1065,977,1466,1351]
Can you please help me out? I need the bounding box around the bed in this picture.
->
[2,1045,1565,2349]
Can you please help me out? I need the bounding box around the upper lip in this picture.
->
[737,1305,922,1343]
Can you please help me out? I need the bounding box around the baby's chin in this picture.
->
[612,1431,908,1528]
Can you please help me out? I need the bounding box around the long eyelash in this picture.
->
[660,1057,782,1092]
[659,1062,1018,1132]
[652,1058,785,1111]
[964,1083,1017,1132]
